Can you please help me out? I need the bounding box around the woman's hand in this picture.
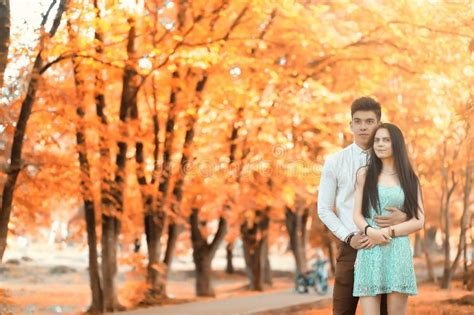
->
[367,227,391,245]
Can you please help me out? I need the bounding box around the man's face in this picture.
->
[350,111,379,148]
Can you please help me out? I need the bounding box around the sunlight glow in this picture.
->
[138,57,152,71]
[164,0,175,9]
[160,17,175,31]
[119,0,144,13]
[230,66,242,78]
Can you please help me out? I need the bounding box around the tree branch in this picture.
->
[190,208,204,244]
[388,20,471,39]
[209,217,227,257]
[48,0,67,37]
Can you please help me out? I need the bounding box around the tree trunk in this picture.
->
[75,114,103,311]
[326,240,336,276]
[84,200,103,312]
[0,0,10,89]
[226,242,235,274]
[285,207,307,275]
[425,226,438,251]
[137,164,168,299]
[463,215,470,287]
[133,54,167,299]
[141,70,180,298]
[190,208,227,297]
[224,95,243,277]
[263,237,272,286]
[101,216,120,311]
[441,217,451,288]
[144,212,166,297]
[163,222,183,268]
[194,252,214,296]
[157,70,180,213]
[68,22,102,310]
[422,227,437,283]
[100,11,139,312]
[241,210,269,291]
[441,170,457,289]
[414,233,422,257]
[470,215,474,290]
[148,10,191,294]
[0,0,67,262]
[111,14,138,234]
[449,194,470,282]
[468,268,474,291]
[0,56,40,261]
[451,160,473,285]
[91,0,122,310]
[242,236,265,291]
[137,143,167,298]
[164,73,207,272]
[468,216,474,291]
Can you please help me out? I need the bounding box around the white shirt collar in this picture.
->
[352,142,369,155]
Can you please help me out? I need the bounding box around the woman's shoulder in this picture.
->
[356,166,368,177]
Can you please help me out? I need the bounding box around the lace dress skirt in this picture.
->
[353,185,417,297]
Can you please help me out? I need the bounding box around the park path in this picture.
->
[115,288,332,315]
[114,261,445,315]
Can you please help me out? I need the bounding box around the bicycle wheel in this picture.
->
[314,276,329,295]
[296,275,308,294]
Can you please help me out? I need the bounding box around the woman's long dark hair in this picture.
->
[360,123,422,219]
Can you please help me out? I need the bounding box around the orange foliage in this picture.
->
[1,0,472,258]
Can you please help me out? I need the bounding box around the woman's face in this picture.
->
[373,128,393,159]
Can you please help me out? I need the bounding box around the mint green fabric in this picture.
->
[353,185,417,297]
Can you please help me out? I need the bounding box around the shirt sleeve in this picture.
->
[317,156,352,242]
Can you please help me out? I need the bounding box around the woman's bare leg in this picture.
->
[360,295,381,315]
[387,292,408,315]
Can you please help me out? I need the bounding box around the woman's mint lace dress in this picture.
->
[353,185,417,297]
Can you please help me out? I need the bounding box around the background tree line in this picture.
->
[0,0,473,313]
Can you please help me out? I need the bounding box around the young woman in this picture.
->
[353,123,424,315]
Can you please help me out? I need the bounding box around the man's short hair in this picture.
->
[351,97,381,121]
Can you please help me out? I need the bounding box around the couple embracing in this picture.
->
[318,97,424,315]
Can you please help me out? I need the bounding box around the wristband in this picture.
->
[390,226,396,237]
[346,232,355,245]
[344,232,356,245]
[364,224,372,236]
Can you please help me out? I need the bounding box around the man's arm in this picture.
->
[373,207,408,227]
[317,157,351,242]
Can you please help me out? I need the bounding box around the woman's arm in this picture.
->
[391,185,425,237]
[353,168,391,246]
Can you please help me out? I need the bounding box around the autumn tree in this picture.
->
[2,2,474,310]
[66,12,103,311]
[0,0,67,262]
[0,0,9,89]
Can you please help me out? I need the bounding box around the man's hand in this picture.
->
[374,207,407,227]
[349,233,376,249]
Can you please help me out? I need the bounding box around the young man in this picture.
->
[317,97,407,315]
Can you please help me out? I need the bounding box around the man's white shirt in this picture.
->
[317,143,368,242]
